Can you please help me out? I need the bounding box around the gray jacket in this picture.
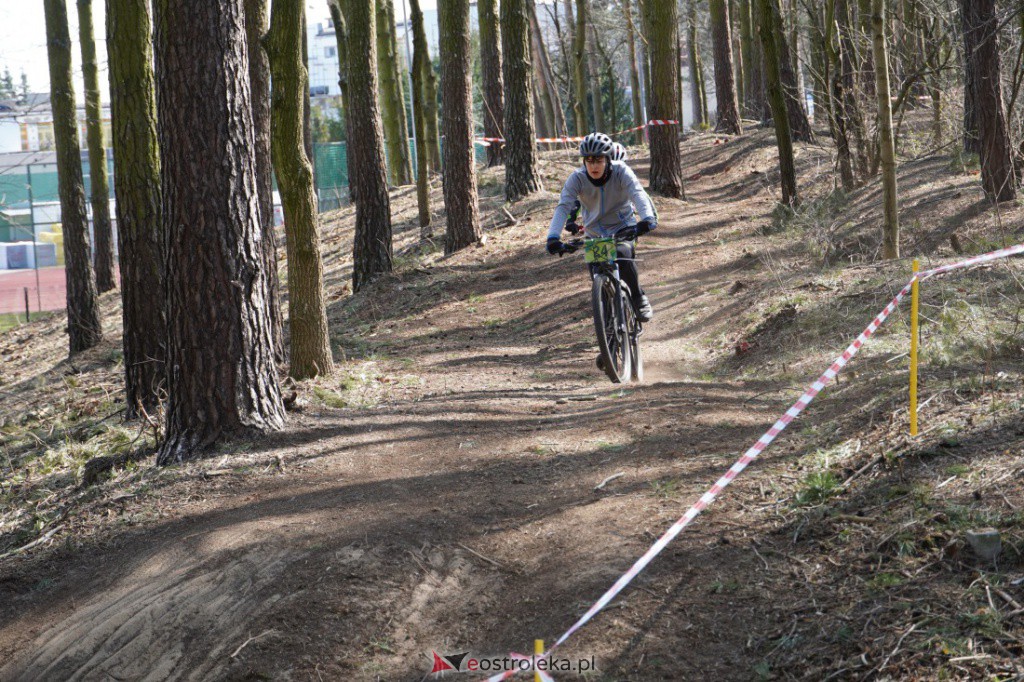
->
[547,161,656,240]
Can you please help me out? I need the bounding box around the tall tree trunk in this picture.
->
[623,0,645,143]
[732,0,745,108]
[267,0,334,380]
[758,0,798,206]
[587,24,605,131]
[44,0,102,354]
[417,10,442,173]
[562,0,579,134]
[688,0,709,128]
[346,0,393,290]
[739,0,765,118]
[245,0,284,365]
[376,0,413,185]
[710,0,743,134]
[771,5,814,141]
[643,0,685,197]
[439,0,482,253]
[409,0,441,173]
[478,0,505,166]
[77,0,115,294]
[826,0,857,189]
[107,0,164,416]
[407,0,432,233]
[837,0,871,178]
[328,2,357,204]
[871,0,899,258]
[960,0,1016,201]
[503,0,544,201]
[573,0,590,133]
[528,2,564,137]
[153,0,284,463]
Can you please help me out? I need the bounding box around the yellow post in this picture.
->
[910,259,920,436]
[534,640,544,682]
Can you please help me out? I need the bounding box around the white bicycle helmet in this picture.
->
[579,132,613,158]
[610,142,627,162]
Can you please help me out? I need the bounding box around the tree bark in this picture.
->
[478,0,505,166]
[376,0,413,185]
[107,0,164,416]
[345,0,393,290]
[825,0,857,189]
[837,0,871,179]
[245,0,284,365]
[643,0,685,198]
[739,0,764,118]
[710,0,743,134]
[77,0,115,294]
[623,0,645,144]
[771,4,814,141]
[503,0,543,202]
[328,2,356,204]
[407,0,432,233]
[439,0,482,253]
[44,0,103,354]
[758,0,798,206]
[960,0,1016,201]
[406,0,440,175]
[267,0,335,380]
[871,0,899,258]
[573,0,590,133]
[587,23,605,132]
[153,0,284,463]
[528,2,565,137]
[688,0,709,128]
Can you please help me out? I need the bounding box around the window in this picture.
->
[325,46,336,58]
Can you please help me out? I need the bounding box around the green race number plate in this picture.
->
[584,237,616,263]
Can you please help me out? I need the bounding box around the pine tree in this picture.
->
[643,0,685,197]
[407,0,432,232]
[345,0,393,290]
[960,0,1017,202]
[710,0,743,134]
[438,0,482,253]
[153,0,284,463]
[44,0,103,354]
[758,0,798,206]
[107,0,165,416]
[77,0,116,294]
[244,0,284,363]
[872,0,899,257]
[623,0,645,144]
[573,0,590,133]
[376,0,413,185]
[267,0,335,379]
[502,0,542,202]
[478,0,505,167]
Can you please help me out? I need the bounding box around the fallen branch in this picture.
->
[230,629,278,659]
[595,472,625,491]
[457,543,503,569]
[0,524,64,561]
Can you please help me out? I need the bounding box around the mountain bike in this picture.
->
[566,235,644,384]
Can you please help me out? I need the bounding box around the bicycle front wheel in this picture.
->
[592,273,631,383]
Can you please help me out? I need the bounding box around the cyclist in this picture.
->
[546,133,657,323]
[564,142,629,236]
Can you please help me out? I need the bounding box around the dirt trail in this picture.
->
[1,135,837,680]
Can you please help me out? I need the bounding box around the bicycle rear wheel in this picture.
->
[592,274,631,383]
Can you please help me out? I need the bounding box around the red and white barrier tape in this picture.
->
[479,243,1024,682]
[474,119,679,146]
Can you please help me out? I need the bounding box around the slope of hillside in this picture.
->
[1,126,1023,680]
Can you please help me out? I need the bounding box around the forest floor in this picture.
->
[2,120,1024,681]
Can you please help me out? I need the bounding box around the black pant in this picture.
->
[589,241,643,302]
